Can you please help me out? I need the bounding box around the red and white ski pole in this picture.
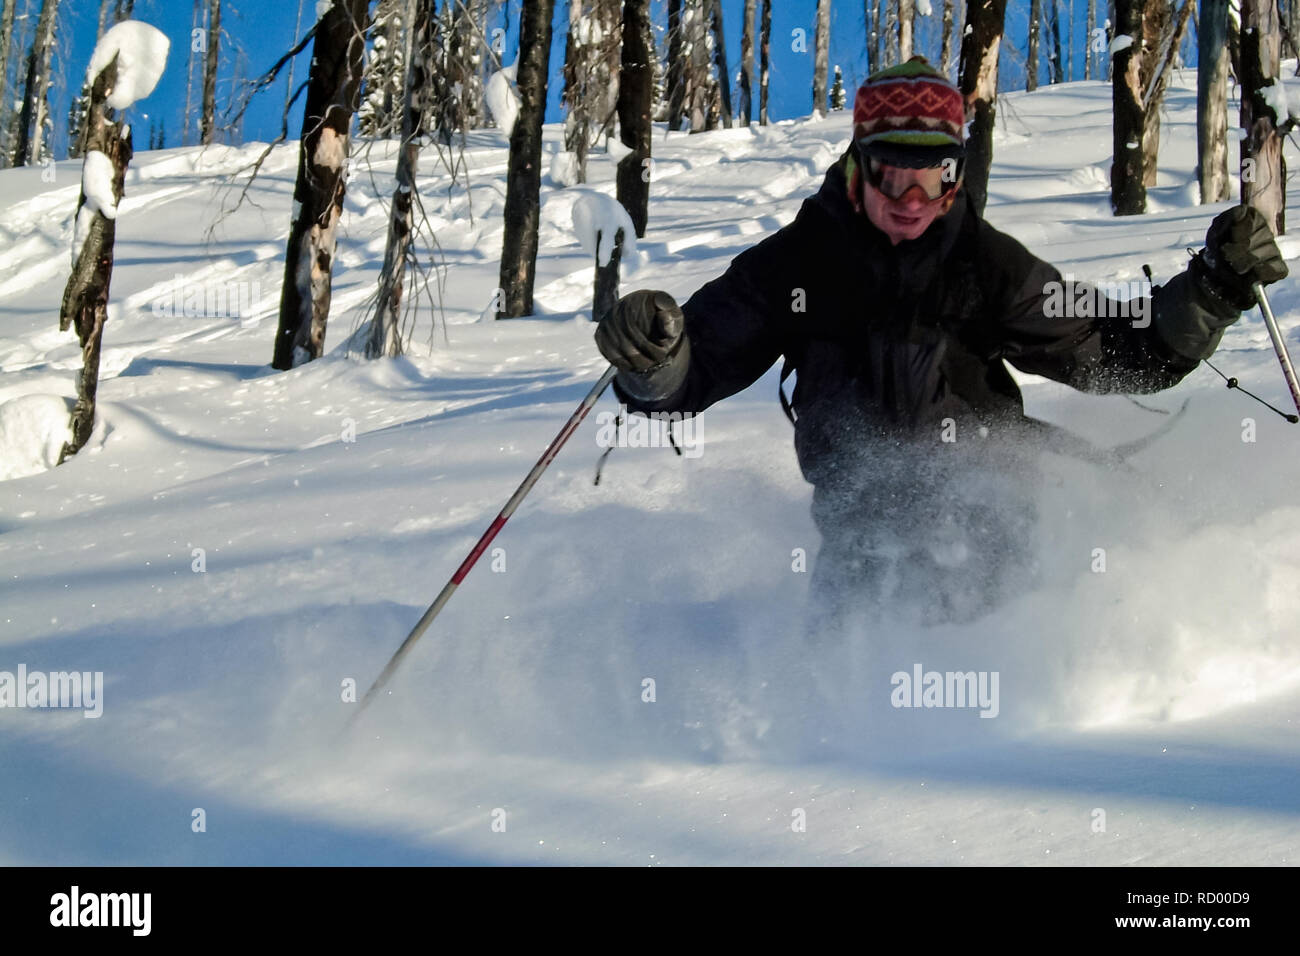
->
[352,365,620,721]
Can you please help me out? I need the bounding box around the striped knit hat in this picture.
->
[852,56,966,169]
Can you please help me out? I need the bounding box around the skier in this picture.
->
[594,57,1288,633]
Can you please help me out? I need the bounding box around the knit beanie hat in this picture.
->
[852,56,966,168]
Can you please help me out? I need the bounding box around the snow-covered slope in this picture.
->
[1,73,1298,865]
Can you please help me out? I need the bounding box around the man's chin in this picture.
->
[886,219,932,243]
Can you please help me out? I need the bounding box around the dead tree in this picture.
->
[667,0,687,130]
[12,0,60,167]
[1110,0,1145,214]
[60,58,128,461]
[1139,0,1193,187]
[886,0,900,65]
[182,0,202,144]
[739,0,755,124]
[814,0,831,116]
[1240,0,1286,233]
[1198,0,1231,203]
[759,0,771,123]
[617,0,653,237]
[562,1,594,177]
[940,0,956,76]
[272,0,369,368]
[1086,0,1097,79]
[685,0,714,132]
[899,0,915,61]
[958,0,1008,216]
[69,1,118,159]
[1028,0,1041,91]
[366,0,434,358]
[592,229,625,324]
[873,0,886,70]
[1046,0,1065,83]
[360,0,409,139]
[707,0,733,126]
[496,0,555,318]
[201,0,222,145]
[0,0,16,161]
[562,0,620,182]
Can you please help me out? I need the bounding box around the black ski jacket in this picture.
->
[613,150,1237,519]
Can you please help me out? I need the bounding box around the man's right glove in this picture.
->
[595,289,691,404]
[595,289,686,372]
[1193,205,1289,312]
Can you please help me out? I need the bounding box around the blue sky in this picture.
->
[40,0,1163,156]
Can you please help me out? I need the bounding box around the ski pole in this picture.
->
[1253,281,1300,419]
[352,364,620,722]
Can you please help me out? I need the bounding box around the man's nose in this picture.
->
[893,183,930,207]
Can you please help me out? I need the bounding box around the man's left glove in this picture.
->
[1193,206,1288,312]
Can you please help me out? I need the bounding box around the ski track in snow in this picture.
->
[1,77,1299,865]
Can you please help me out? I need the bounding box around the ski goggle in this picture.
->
[860,154,962,203]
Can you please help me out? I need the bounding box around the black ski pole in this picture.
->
[351,365,620,724]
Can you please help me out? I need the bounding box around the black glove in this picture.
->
[595,290,686,373]
[1193,206,1288,311]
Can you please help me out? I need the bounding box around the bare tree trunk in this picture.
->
[900,0,915,61]
[183,0,201,145]
[201,0,222,145]
[887,0,900,65]
[940,0,956,75]
[58,55,131,462]
[13,0,60,167]
[367,0,432,358]
[814,0,831,116]
[617,0,653,237]
[667,0,686,130]
[1240,0,1285,233]
[1140,0,1193,187]
[69,1,116,160]
[1292,0,1300,66]
[1198,0,1230,202]
[1086,0,1096,79]
[1111,0,1146,214]
[272,0,369,368]
[865,0,876,72]
[958,0,1008,215]
[759,0,771,123]
[562,0,591,180]
[874,0,887,70]
[740,0,755,123]
[285,0,306,121]
[1028,0,1041,91]
[707,0,733,126]
[459,0,488,131]
[360,0,407,138]
[686,0,712,132]
[1047,0,1065,83]
[496,0,555,318]
[0,1,15,147]
[594,0,622,146]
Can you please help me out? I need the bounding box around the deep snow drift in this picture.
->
[1,73,1298,865]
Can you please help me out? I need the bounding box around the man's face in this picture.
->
[860,160,958,245]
